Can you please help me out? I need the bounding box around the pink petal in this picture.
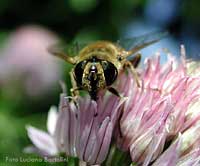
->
[152,136,182,166]
[54,93,70,153]
[177,148,200,166]
[87,117,110,164]
[143,131,166,166]
[95,121,113,164]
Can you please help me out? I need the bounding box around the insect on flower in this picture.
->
[48,31,167,101]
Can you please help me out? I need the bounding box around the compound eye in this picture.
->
[101,61,118,86]
[74,61,87,86]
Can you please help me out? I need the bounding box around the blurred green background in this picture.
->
[0,0,200,165]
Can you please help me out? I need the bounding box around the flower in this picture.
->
[0,25,62,97]
[116,45,200,165]
[153,116,200,166]
[26,84,125,165]
[25,106,58,156]
[26,45,200,165]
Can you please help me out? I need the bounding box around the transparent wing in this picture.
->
[48,41,88,57]
[117,31,168,52]
[48,41,88,64]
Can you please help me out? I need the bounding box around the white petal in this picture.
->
[24,145,57,157]
[47,106,58,135]
[23,146,37,154]
[26,125,58,156]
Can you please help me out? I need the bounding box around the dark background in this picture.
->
[0,0,200,165]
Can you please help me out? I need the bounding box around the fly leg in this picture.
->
[107,87,121,97]
[69,71,83,108]
[130,53,141,68]
[70,71,81,98]
[123,60,141,88]
[107,87,128,101]
[125,54,163,93]
[70,87,82,98]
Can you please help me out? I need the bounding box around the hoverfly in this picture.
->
[49,31,167,101]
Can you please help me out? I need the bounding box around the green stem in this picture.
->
[103,144,132,166]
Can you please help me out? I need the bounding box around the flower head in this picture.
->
[0,25,61,96]
[153,118,200,166]
[26,45,200,165]
[116,46,200,165]
[54,89,126,164]
[26,84,125,165]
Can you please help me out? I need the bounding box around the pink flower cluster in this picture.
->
[116,46,200,165]
[0,25,62,97]
[26,46,200,165]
